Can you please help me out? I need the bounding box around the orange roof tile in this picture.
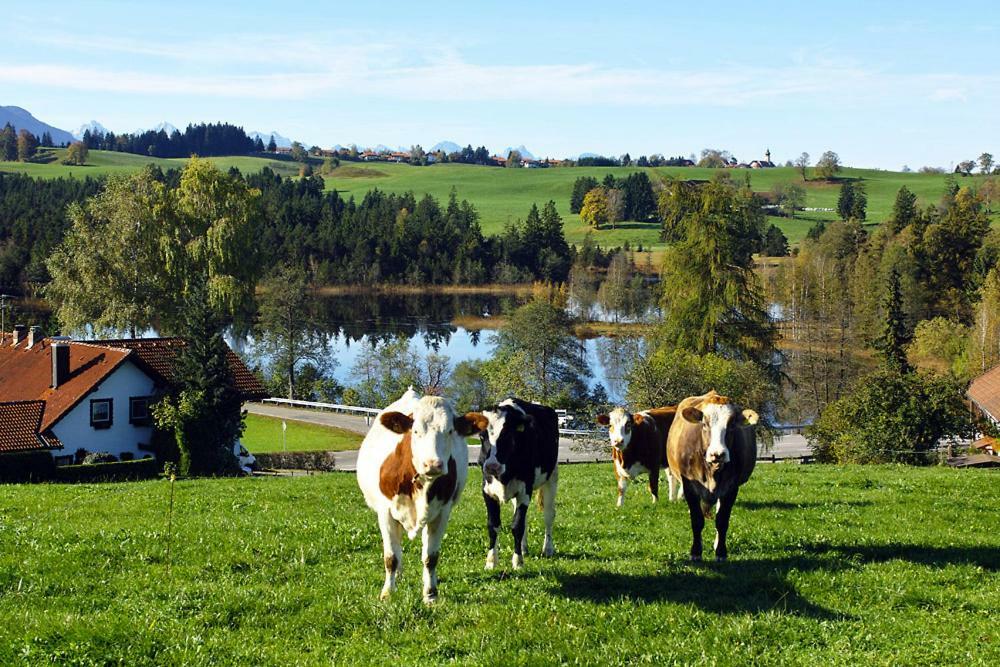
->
[98,338,266,400]
[0,400,55,453]
[0,339,131,431]
[968,364,1000,422]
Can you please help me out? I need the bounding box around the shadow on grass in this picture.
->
[741,500,873,510]
[600,222,661,231]
[552,557,843,618]
[802,543,1000,571]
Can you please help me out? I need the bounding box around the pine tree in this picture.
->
[154,282,244,476]
[0,123,16,161]
[267,135,277,152]
[890,186,918,233]
[874,267,911,373]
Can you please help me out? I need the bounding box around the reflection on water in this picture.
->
[242,291,632,403]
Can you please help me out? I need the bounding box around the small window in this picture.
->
[129,397,152,426]
[90,399,113,429]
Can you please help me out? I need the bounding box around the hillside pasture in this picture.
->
[0,464,996,664]
[3,152,996,247]
[242,413,362,453]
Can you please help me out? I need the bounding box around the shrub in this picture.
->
[808,368,971,464]
[254,451,339,472]
[82,452,118,465]
[52,457,161,483]
[0,452,56,483]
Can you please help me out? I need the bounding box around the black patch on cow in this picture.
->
[479,397,559,494]
[427,457,458,503]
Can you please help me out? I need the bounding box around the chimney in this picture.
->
[52,342,70,388]
[12,324,26,346]
[27,325,42,348]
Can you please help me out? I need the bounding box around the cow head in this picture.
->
[596,407,646,452]
[381,396,487,480]
[480,399,532,478]
[680,393,759,471]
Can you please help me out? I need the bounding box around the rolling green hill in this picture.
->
[4,150,994,246]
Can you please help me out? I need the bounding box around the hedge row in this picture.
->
[52,458,162,483]
[0,454,162,484]
[254,451,339,472]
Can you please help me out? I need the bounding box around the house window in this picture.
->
[90,398,113,429]
[129,396,152,426]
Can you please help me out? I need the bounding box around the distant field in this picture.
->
[242,413,362,453]
[4,150,995,247]
[0,464,996,664]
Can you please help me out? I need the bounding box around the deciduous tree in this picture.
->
[580,187,610,229]
[815,151,841,180]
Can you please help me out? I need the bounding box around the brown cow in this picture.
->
[596,406,680,507]
[666,391,758,561]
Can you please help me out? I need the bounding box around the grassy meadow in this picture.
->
[0,463,996,665]
[3,149,996,247]
[242,414,362,453]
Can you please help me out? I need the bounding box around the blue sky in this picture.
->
[3,1,998,168]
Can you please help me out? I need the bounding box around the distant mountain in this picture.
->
[73,120,109,140]
[503,145,534,160]
[249,131,292,148]
[431,141,462,154]
[152,122,178,135]
[0,106,75,145]
[576,152,600,159]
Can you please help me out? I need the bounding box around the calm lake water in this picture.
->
[236,291,638,403]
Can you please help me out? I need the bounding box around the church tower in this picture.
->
[765,149,771,164]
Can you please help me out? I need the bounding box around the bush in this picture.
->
[808,368,971,464]
[52,458,161,483]
[254,451,339,472]
[82,452,118,465]
[0,452,56,483]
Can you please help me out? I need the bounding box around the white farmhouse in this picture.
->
[0,326,265,464]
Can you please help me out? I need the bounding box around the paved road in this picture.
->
[247,403,812,472]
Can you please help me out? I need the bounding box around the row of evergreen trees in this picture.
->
[80,123,260,158]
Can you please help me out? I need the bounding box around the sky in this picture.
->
[2,1,999,169]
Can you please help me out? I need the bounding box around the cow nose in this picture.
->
[612,439,623,448]
[423,459,445,476]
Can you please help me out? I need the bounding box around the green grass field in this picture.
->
[3,150,995,247]
[0,464,996,664]
[242,413,362,453]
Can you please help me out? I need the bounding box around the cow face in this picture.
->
[681,396,759,470]
[381,397,486,480]
[597,407,638,451]
[480,401,531,478]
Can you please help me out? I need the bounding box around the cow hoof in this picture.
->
[379,589,391,601]
[716,556,727,562]
[485,551,497,570]
[512,554,524,569]
[690,554,702,563]
[542,541,555,557]
[423,593,437,605]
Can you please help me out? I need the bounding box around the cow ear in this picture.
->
[741,409,759,426]
[682,407,703,423]
[632,413,645,425]
[596,414,610,426]
[455,412,489,436]
[380,411,413,434]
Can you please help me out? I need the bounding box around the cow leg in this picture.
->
[648,466,660,503]
[539,468,557,557]
[511,500,529,569]
[483,491,502,570]
[616,474,628,508]
[682,480,705,562]
[668,471,680,502]
[422,509,449,604]
[377,510,403,600]
[713,487,739,562]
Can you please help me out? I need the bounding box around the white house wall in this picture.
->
[50,360,158,461]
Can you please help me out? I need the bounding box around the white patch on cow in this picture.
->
[607,407,633,450]
[700,401,737,465]
[484,475,528,505]
[485,548,497,570]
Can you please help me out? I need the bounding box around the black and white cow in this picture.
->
[479,398,559,570]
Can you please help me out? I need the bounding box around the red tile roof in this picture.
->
[0,336,265,453]
[968,364,1000,422]
[0,400,55,453]
[0,338,131,432]
[97,338,266,400]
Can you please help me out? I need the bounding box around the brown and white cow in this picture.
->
[666,391,759,561]
[356,388,487,603]
[596,406,680,506]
